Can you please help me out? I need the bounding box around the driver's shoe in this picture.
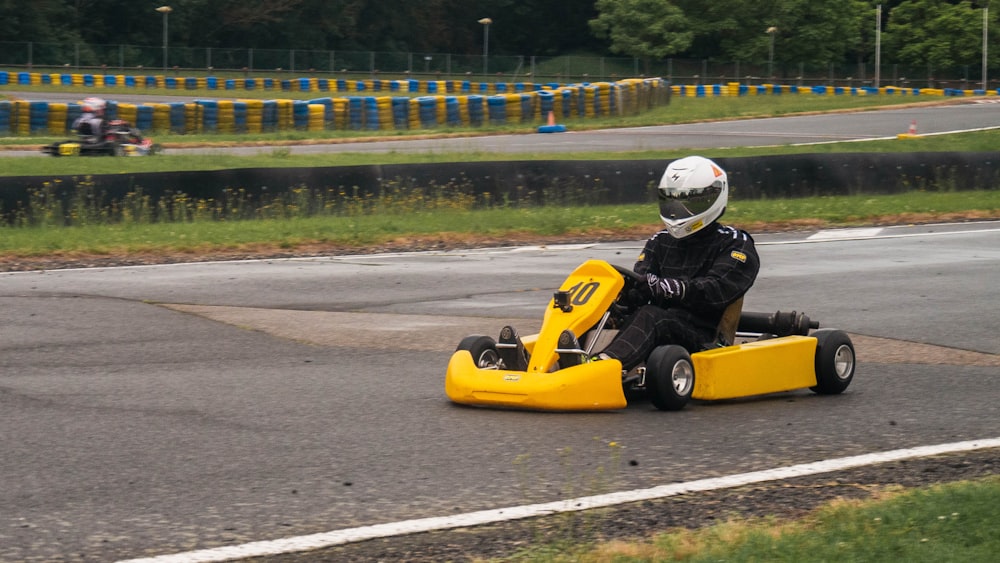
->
[497,325,528,371]
[557,329,585,369]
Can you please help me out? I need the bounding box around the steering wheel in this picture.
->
[611,263,644,287]
[610,263,649,316]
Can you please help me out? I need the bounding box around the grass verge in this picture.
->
[1,190,998,266]
[496,475,1000,562]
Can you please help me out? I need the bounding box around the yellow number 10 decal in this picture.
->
[564,281,600,306]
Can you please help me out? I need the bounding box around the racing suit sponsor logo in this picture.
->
[731,250,747,263]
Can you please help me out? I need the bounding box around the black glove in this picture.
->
[645,273,686,302]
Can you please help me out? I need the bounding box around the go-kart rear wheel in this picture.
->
[646,345,695,411]
[810,329,855,394]
[456,335,501,369]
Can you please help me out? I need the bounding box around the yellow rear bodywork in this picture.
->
[692,335,818,400]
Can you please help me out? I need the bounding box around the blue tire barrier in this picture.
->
[135,105,154,131]
[292,100,310,129]
[185,77,197,89]
[205,77,217,89]
[144,76,157,88]
[519,94,534,123]
[60,74,72,86]
[125,75,137,87]
[233,101,248,132]
[371,80,382,92]
[426,81,438,94]
[262,100,278,131]
[197,100,219,131]
[363,97,380,130]
[224,79,235,90]
[336,79,348,92]
[317,78,329,91]
[487,95,506,124]
[392,97,409,129]
[496,83,507,93]
[104,75,117,86]
[243,78,255,90]
[538,90,554,119]
[344,97,362,129]
[83,74,94,87]
[66,104,82,131]
[445,96,461,126]
[408,79,420,93]
[416,96,437,127]
[466,95,484,126]
[389,81,402,92]
[165,77,177,89]
[461,81,471,93]
[0,101,11,133]
[18,72,31,85]
[297,78,309,91]
[104,100,119,120]
[538,124,566,133]
[0,72,7,86]
[169,102,186,133]
[41,74,52,85]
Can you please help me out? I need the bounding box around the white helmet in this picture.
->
[81,97,106,115]
[657,156,728,239]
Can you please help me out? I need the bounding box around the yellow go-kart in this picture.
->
[445,259,855,411]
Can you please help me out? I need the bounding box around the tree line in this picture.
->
[1,1,996,72]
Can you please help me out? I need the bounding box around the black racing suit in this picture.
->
[72,112,106,143]
[602,223,761,370]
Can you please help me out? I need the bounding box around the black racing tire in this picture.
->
[456,335,501,369]
[645,345,695,411]
[810,329,855,395]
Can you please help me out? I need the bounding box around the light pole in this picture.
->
[156,6,172,71]
[766,26,778,80]
[478,17,492,77]
[983,2,990,91]
[875,4,882,88]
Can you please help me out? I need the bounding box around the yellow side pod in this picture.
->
[692,335,817,400]
[445,353,627,411]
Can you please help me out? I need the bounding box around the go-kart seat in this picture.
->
[710,296,744,348]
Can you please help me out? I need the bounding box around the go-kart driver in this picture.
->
[594,155,761,370]
[72,97,109,143]
[497,156,760,373]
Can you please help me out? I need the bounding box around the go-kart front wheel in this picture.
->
[646,345,695,411]
[810,329,855,394]
[456,335,501,369]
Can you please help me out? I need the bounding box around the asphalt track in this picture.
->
[1,220,998,562]
[2,97,999,560]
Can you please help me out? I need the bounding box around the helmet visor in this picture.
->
[658,181,724,220]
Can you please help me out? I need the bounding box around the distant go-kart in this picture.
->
[42,120,159,157]
[445,259,855,411]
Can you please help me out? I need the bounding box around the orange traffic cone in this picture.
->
[538,110,566,133]
[897,119,920,139]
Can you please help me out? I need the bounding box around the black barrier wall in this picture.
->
[1,152,998,223]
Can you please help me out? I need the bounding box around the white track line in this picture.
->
[117,437,1000,563]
